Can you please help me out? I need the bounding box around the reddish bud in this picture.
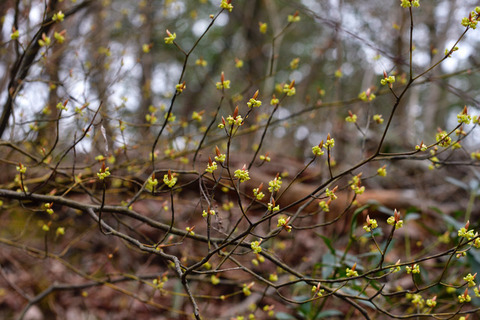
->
[258,182,263,191]
[394,209,400,222]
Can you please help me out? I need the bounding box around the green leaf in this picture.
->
[468,179,479,192]
[297,301,312,316]
[376,204,394,215]
[350,204,371,237]
[445,176,469,191]
[341,287,375,309]
[440,213,464,230]
[428,206,443,214]
[315,309,343,319]
[317,234,336,255]
[405,212,420,221]
[275,312,297,320]
[337,251,360,267]
[371,227,383,237]
[322,253,338,279]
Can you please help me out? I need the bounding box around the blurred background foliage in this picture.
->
[2,0,480,167]
[2,0,480,319]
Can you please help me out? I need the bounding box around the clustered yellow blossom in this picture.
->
[401,0,420,8]
[234,165,250,182]
[220,0,233,12]
[363,215,378,232]
[163,170,177,188]
[164,29,176,44]
[387,209,404,229]
[346,263,359,277]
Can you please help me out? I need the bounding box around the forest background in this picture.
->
[2,0,480,319]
